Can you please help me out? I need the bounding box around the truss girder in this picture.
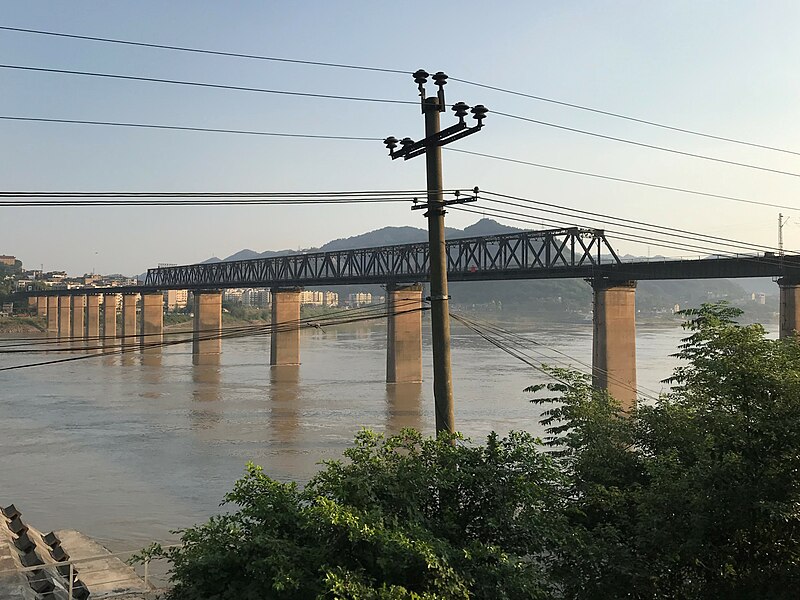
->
[144,228,616,289]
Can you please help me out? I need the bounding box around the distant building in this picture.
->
[323,291,339,307]
[223,289,245,304]
[0,255,16,267]
[164,289,189,311]
[347,292,373,307]
[242,288,270,308]
[300,290,324,306]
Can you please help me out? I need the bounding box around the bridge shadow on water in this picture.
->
[269,365,300,444]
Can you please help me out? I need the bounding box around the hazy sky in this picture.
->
[2,1,800,275]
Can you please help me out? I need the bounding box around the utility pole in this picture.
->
[779,213,789,256]
[383,70,487,435]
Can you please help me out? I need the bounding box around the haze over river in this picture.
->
[0,317,778,552]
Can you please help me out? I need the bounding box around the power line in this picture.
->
[0,115,382,141]
[0,25,409,74]
[449,77,800,157]
[446,148,800,212]
[0,198,415,207]
[5,63,799,178]
[492,110,800,179]
[0,64,416,106]
[3,112,796,214]
[4,25,796,157]
[449,203,785,264]
[0,188,462,207]
[451,311,662,402]
[0,302,428,370]
[0,301,421,348]
[479,190,782,253]
[0,189,446,197]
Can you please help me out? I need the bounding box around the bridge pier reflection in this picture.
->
[269,365,300,442]
[591,278,637,412]
[191,358,222,428]
[385,383,422,433]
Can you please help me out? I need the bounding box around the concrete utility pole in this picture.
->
[384,70,487,434]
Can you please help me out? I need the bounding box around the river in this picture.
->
[0,317,777,552]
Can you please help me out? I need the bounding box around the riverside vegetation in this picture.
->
[134,303,800,599]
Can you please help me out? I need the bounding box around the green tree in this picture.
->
[529,302,800,598]
[143,430,567,599]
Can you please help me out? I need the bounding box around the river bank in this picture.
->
[0,317,45,334]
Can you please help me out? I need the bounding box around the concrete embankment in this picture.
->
[1,505,159,599]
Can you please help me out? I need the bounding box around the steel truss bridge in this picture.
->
[144,227,616,290]
[20,228,800,297]
[142,227,800,290]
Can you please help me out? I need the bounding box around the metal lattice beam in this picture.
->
[143,228,616,289]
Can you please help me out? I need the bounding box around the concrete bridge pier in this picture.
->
[193,290,222,365]
[46,296,58,332]
[270,288,301,366]
[778,278,800,338]
[103,294,118,344]
[121,293,138,346]
[86,294,100,341]
[37,296,47,319]
[386,284,423,384]
[58,295,71,339]
[591,278,638,412]
[71,295,86,345]
[141,292,164,351]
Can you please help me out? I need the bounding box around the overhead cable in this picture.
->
[492,110,800,179]
[4,63,799,177]
[0,64,416,106]
[3,25,796,156]
[1,113,795,213]
[479,190,782,253]
[448,77,800,157]
[446,148,800,212]
[0,115,382,141]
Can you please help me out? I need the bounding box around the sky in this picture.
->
[2,1,800,276]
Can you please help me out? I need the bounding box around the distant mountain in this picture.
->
[200,218,524,262]
[460,218,524,237]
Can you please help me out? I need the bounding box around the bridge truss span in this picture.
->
[144,227,619,289]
